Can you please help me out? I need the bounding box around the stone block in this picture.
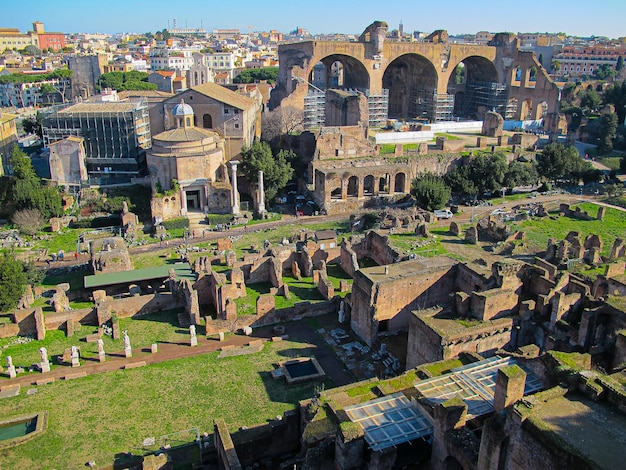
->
[449,221,460,236]
[217,238,232,251]
[340,280,349,292]
[465,226,478,244]
[256,294,275,317]
[64,372,87,380]
[124,361,146,369]
[151,343,158,353]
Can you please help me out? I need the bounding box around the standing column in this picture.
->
[257,170,266,217]
[230,160,240,214]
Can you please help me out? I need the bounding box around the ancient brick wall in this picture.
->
[443,322,513,360]
[407,309,445,368]
[455,264,493,295]
[351,262,456,346]
[471,288,519,321]
[231,410,300,467]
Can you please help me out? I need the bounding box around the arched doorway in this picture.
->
[347,176,359,197]
[203,114,213,129]
[364,175,374,195]
[394,173,406,193]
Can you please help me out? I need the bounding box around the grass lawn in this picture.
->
[0,336,330,469]
[511,202,626,256]
[0,309,188,371]
[388,229,449,258]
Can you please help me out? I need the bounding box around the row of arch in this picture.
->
[301,53,552,122]
[327,172,407,200]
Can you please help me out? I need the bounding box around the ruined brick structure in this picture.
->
[271,22,560,127]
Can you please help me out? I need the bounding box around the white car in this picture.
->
[491,208,508,216]
[434,209,453,219]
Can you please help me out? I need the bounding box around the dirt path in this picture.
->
[0,319,355,392]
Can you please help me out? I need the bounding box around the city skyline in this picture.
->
[5,0,626,39]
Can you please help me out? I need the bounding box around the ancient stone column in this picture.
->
[6,356,16,379]
[230,161,240,214]
[257,170,266,216]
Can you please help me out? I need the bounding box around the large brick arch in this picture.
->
[382,53,438,119]
[308,54,370,91]
[271,22,560,128]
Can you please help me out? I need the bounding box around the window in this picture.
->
[224,108,229,114]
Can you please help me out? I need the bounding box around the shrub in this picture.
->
[162,218,189,230]
[12,208,45,235]
[71,215,121,229]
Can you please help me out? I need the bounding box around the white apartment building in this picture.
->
[150,48,195,71]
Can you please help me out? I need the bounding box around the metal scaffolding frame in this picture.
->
[463,81,517,119]
[41,99,151,182]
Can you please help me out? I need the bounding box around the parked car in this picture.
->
[491,208,508,216]
[434,209,453,219]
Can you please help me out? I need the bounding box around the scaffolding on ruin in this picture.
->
[464,81,517,119]
[303,91,326,129]
[367,89,389,128]
[40,99,151,184]
[303,88,390,129]
[410,88,455,122]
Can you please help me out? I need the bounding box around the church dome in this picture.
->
[172,99,194,116]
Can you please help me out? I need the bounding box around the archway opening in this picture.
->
[347,176,359,197]
[364,175,375,195]
[308,54,369,92]
[394,173,406,193]
[382,54,438,121]
[447,56,501,119]
[203,114,213,129]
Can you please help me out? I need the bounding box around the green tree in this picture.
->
[240,142,295,204]
[0,251,27,311]
[536,143,582,184]
[444,165,477,197]
[598,112,618,154]
[617,56,625,72]
[234,67,279,84]
[96,70,156,92]
[504,160,538,189]
[39,83,58,104]
[603,80,626,124]
[411,172,451,211]
[22,45,41,56]
[579,89,602,113]
[593,63,616,80]
[10,147,62,219]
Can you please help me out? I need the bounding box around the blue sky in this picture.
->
[5,0,625,38]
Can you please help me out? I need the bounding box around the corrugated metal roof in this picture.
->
[58,102,145,114]
[346,356,544,451]
[84,262,195,288]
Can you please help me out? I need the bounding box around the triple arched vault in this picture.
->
[271,22,560,125]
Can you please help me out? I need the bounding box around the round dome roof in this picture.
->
[172,99,194,116]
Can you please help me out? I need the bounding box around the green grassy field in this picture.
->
[0,336,329,469]
[511,202,626,256]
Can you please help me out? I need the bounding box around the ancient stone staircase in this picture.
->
[186,211,207,236]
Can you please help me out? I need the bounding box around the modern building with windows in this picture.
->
[40,99,151,184]
[553,44,626,78]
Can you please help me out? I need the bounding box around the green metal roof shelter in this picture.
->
[84,262,195,289]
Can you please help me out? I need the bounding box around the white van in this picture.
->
[434,209,453,219]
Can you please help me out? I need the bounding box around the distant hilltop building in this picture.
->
[553,44,626,78]
[0,21,65,52]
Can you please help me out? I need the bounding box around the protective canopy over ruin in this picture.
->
[345,356,543,451]
[84,262,195,289]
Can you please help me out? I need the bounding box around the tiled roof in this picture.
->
[189,82,256,110]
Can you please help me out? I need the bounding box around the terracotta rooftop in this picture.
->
[153,126,220,144]
[189,82,256,110]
